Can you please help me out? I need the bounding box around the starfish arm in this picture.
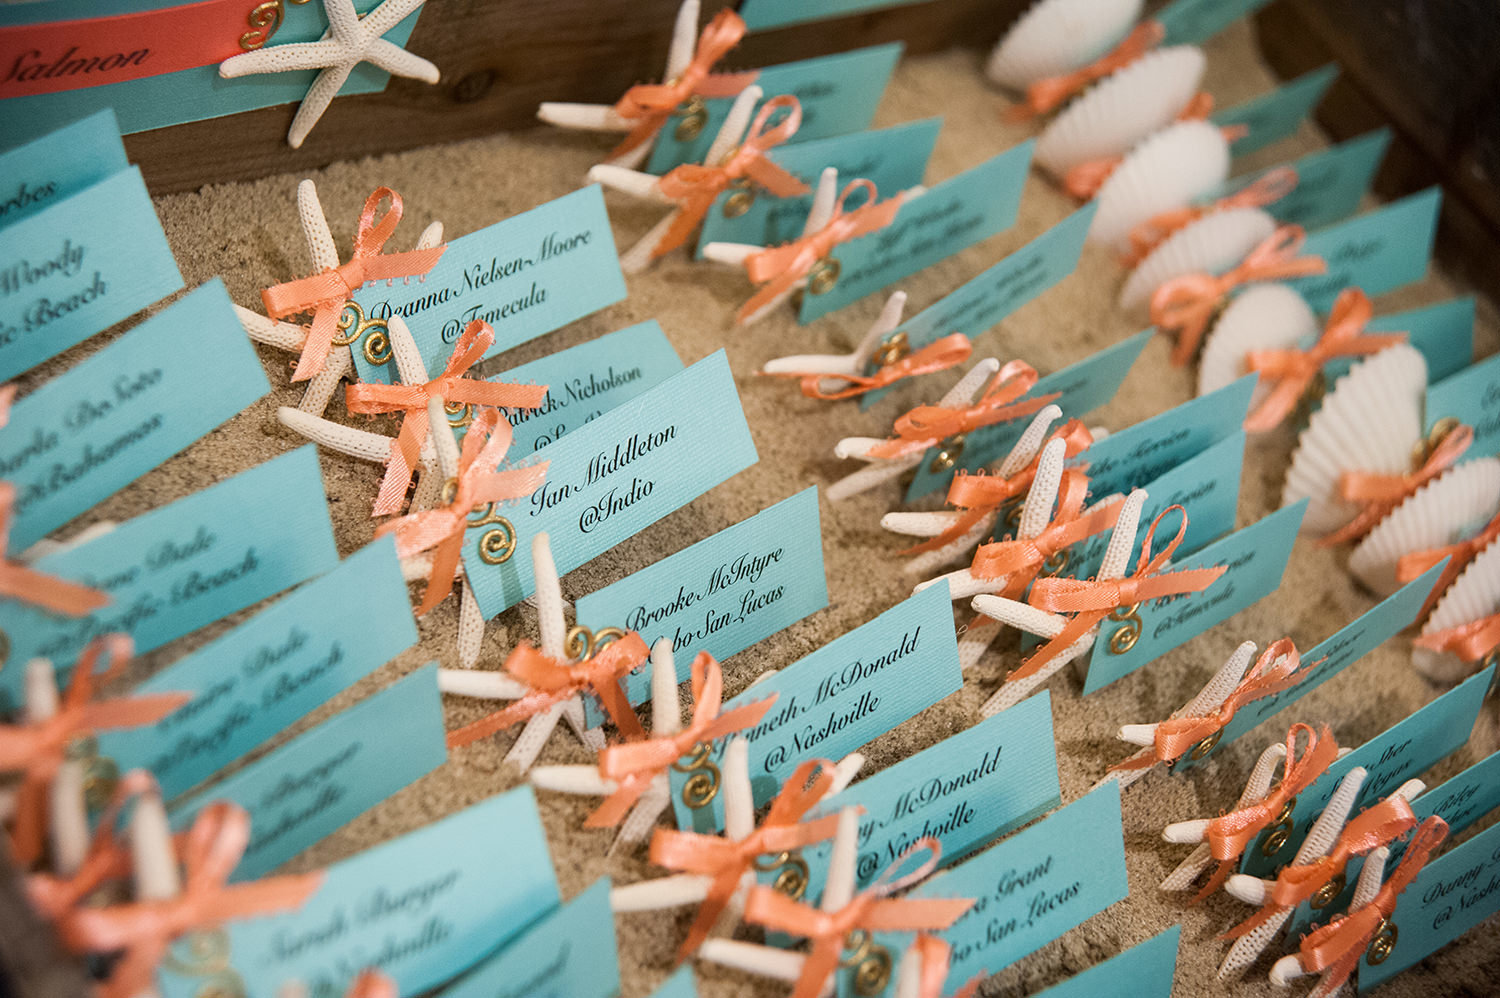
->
[505,703,567,772]
[587,165,673,203]
[537,102,631,132]
[366,38,440,83]
[360,0,429,39]
[235,304,307,351]
[288,64,355,149]
[278,406,394,462]
[297,180,341,271]
[456,584,484,670]
[323,0,363,41]
[220,40,347,77]
[388,315,432,385]
[296,349,352,415]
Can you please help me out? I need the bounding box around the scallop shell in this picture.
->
[1087,121,1231,253]
[1349,459,1500,596]
[1036,47,1206,175]
[1282,344,1429,536]
[986,0,1144,90]
[1415,534,1500,682]
[1119,207,1277,312]
[1198,283,1319,400]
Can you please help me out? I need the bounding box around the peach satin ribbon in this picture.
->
[56,800,324,998]
[762,333,974,401]
[1397,507,1500,620]
[908,932,985,998]
[376,407,547,614]
[445,632,650,748]
[739,180,905,323]
[1006,21,1164,120]
[653,96,810,258]
[1295,816,1448,998]
[610,9,758,159]
[970,468,1123,598]
[1415,611,1500,663]
[1150,226,1328,367]
[1322,421,1474,548]
[346,319,548,516]
[1124,166,1299,266]
[649,758,842,960]
[26,769,158,921]
[0,635,188,866]
[590,651,778,828]
[261,187,447,381]
[1014,505,1228,683]
[869,360,1059,461]
[0,481,109,616]
[743,839,975,998]
[346,971,398,998]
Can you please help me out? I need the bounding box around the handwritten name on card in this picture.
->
[0,109,127,229]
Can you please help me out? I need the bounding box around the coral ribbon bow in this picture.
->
[261,187,447,381]
[738,180,905,323]
[1322,421,1474,548]
[743,839,975,998]
[1414,611,1500,663]
[0,480,108,616]
[1398,507,1500,619]
[1150,226,1328,366]
[869,360,1059,461]
[26,769,158,922]
[610,9,758,159]
[445,631,651,748]
[971,469,1122,598]
[907,932,985,998]
[0,635,188,866]
[1295,816,1449,998]
[765,333,974,401]
[1244,288,1406,432]
[376,407,547,614]
[1013,505,1228,683]
[654,96,811,258]
[590,651,779,828]
[1125,166,1299,266]
[56,800,324,998]
[346,320,548,516]
[649,757,843,960]
[1007,21,1164,120]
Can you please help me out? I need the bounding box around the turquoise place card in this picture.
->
[167,664,446,881]
[1241,665,1495,878]
[1427,350,1500,461]
[906,329,1154,500]
[1290,188,1441,312]
[155,786,559,998]
[1157,0,1277,46]
[646,44,903,174]
[1082,501,1305,694]
[0,109,127,229]
[858,784,1127,998]
[0,446,338,713]
[463,351,758,619]
[740,0,930,29]
[466,320,683,455]
[670,582,962,833]
[577,487,828,727]
[94,538,417,801]
[697,118,940,257]
[648,968,698,998]
[1221,130,1390,232]
[1214,65,1338,159]
[1323,295,1474,385]
[350,185,628,385]
[0,165,182,380]
[801,144,1034,323]
[436,879,618,998]
[1032,926,1180,998]
[861,204,1098,410]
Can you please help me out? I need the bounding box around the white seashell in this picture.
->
[1087,120,1231,253]
[1120,207,1277,312]
[1351,459,1500,596]
[1415,534,1500,681]
[1197,283,1319,399]
[1035,47,1206,175]
[986,0,1144,90]
[1282,344,1428,536]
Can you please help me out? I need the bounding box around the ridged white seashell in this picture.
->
[1415,534,1500,682]
[1036,47,1206,175]
[1198,283,1319,399]
[1119,207,1277,312]
[1087,121,1231,253]
[1349,459,1500,596]
[1282,344,1428,536]
[986,0,1144,90]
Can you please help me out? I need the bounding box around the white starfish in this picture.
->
[760,290,907,389]
[219,0,440,149]
[23,658,88,877]
[1266,844,1398,993]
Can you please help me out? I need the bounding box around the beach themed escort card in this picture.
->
[94,538,417,800]
[1426,349,1500,461]
[648,968,699,998]
[167,664,446,881]
[0,109,127,228]
[463,351,757,618]
[0,446,338,712]
[155,786,560,998]
[1214,65,1338,158]
[0,165,182,381]
[0,278,270,548]
[801,144,1034,323]
[1289,188,1442,311]
[577,487,827,726]
[670,582,963,832]
[1031,925,1180,998]
[1221,130,1390,232]
[1323,295,1474,385]
[1156,0,1277,46]
[349,185,627,385]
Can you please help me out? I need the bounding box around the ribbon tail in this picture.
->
[738,269,802,324]
[1107,747,1158,773]
[1222,900,1286,940]
[1194,858,1236,903]
[0,569,109,616]
[585,773,653,828]
[1006,611,1100,683]
[9,774,48,866]
[592,679,646,740]
[373,409,429,517]
[677,868,742,962]
[416,533,463,616]
[653,200,710,259]
[1243,376,1309,433]
[292,306,338,382]
[901,505,993,557]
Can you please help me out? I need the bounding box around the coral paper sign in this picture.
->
[1213,65,1338,158]
[1032,926,1180,998]
[0,109,128,229]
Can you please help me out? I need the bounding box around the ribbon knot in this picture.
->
[346,320,548,516]
[738,180,905,323]
[765,333,974,401]
[1007,21,1164,120]
[1398,507,1500,620]
[261,187,447,381]
[653,96,811,259]
[869,360,1059,461]
[1124,166,1299,266]
[1322,421,1474,548]
[1414,610,1500,664]
[0,481,109,617]
[376,407,547,615]
[970,468,1123,600]
[1149,225,1328,366]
